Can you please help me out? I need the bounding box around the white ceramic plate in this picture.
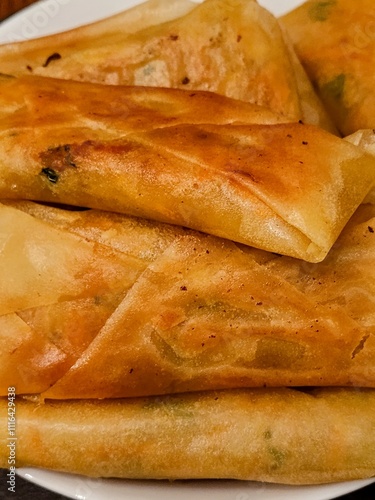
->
[16,467,375,500]
[1,1,375,499]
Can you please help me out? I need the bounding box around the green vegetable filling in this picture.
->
[322,73,346,100]
[308,1,336,22]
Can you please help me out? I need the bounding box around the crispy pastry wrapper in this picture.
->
[0,0,334,129]
[1,200,375,397]
[1,388,375,484]
[345,129,375,204]
[0,75,373,262]
[281,0,375,136]
[0,200,187,395]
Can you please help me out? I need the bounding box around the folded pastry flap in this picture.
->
[4,200,187,263]
[0,0,303,121]
[137,122,375,257]
[0,295,123,395]
[44,234,372,400]
[0,203,145,315]
[0,201,187,397]
[264,203,375,372]
[0,75,286,140]
[2,388,375,483]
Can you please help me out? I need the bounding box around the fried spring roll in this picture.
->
[0,76,374,262]
[281,0,375,135]
[44,220,375,399]
[1,201,375,398]
[1,388,375,484]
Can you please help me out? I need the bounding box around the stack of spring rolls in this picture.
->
[0,0,375,485]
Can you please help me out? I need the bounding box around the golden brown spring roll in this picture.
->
[1,200,374,398]
[0,0,332,128]
[1,388,375,484]
[44,215,375,399]
[282,0,375,136]
[0,75,374,262]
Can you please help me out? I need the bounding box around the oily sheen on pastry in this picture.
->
[0,75,374,262]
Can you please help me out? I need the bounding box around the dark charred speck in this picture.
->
[197,133,208,140]
[181,76,190,85]
[42,52,62,68]
[40,167,59,184]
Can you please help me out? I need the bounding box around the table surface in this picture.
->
[0,0,374,498]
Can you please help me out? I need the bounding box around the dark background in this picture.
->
[0,0,38,22]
